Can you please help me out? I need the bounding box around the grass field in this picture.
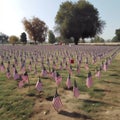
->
[0,45,120,120]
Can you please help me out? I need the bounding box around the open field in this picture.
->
[0,44,120,120]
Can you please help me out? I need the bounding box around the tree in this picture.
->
[22,17,48,43]
[9,35,19,44]
[112,28,120,42]
[90,36,104,43]
[0,32,8,44]
[20,32,27,44]
[55,0,105,45]
[116,29,120,41]
[112,36,118,42]
[48,30,56,44]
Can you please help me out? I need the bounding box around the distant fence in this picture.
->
[78,42,120,46]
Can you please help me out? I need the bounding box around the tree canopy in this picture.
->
[9,35,19,44]
[112,28,120,42]
[22,17,48,43]
[20,32,27,44]
[55,0,105,45]
[0,32,8,43]
[48,30,56,44]
[90,36,104,43]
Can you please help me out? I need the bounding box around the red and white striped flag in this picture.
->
[86,71,93,88]
[103,61,108,72]
[22,72,29,84]
[41,67,47,77]
[18,80,24,88]
[13,69,20,80]
[6,67,11,79]
[73,80,80,98]
[35,77,42,92]
[95,70,101,79]
[55,72,62,86]
[0,62,5,72]
[52,88,63,112]
[66,74,72,89]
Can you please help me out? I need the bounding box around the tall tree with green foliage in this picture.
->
[48,30,56,44]
[112,28,120,42]
[55,0,105,45]
[90,36,104,43]
[20,32,27,44]
[116,29,120,41]
[22,17,48,43]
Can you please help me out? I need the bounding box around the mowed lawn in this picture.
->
[0,45,120,120]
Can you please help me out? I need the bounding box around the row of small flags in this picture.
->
[0,62,94,112]
[0,45,120,112]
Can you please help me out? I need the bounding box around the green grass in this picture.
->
[0,45,120,119]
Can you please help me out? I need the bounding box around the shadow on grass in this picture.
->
[46,96,53,101]
[82,99,119,107]
[27,90,44,98]
[110,73,119,77]
[80,99,108,113]
[76,75,86,79]
[94,88,111,92]
[103,80,120,85]
[83,99,107,105]
[59,110,93,120]
[64,86,73,91]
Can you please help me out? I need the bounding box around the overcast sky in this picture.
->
[0,0,120,40]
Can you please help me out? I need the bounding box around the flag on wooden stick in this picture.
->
[66,74,72,89]
[35,76,42,92]
[95,67,101,79]
[18,79,24,88]
[41,66,47,77]
[0,61,5,72]
[86,71,93,88]
[6,67,11,79]
[14,69,20,80]
[103,60,108,72]
[22,71,29,84]
[52,88,63,112]
[55,72,62,86]
[73,80,80,98]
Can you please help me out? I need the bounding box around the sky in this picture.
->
[0,0,120,40]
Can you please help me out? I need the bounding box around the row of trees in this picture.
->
[1,28,119,44]
[0,32,27,44]
[21,0,105,45]
[1,0,119,44]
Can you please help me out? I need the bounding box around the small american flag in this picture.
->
[6,67,11,79]
[86,71,93,88]
[103,60,108,72]
[35,77,42,92]
[55,72,62,86]
[66,74,72,89]
[22,71,29,84]
[18,80,24,88]
[95,68,101,79]
[41,66,47,77]
[14,69,20,80]
[0,61,5,72]
[73,80,80,98]
[52,88,63,112]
